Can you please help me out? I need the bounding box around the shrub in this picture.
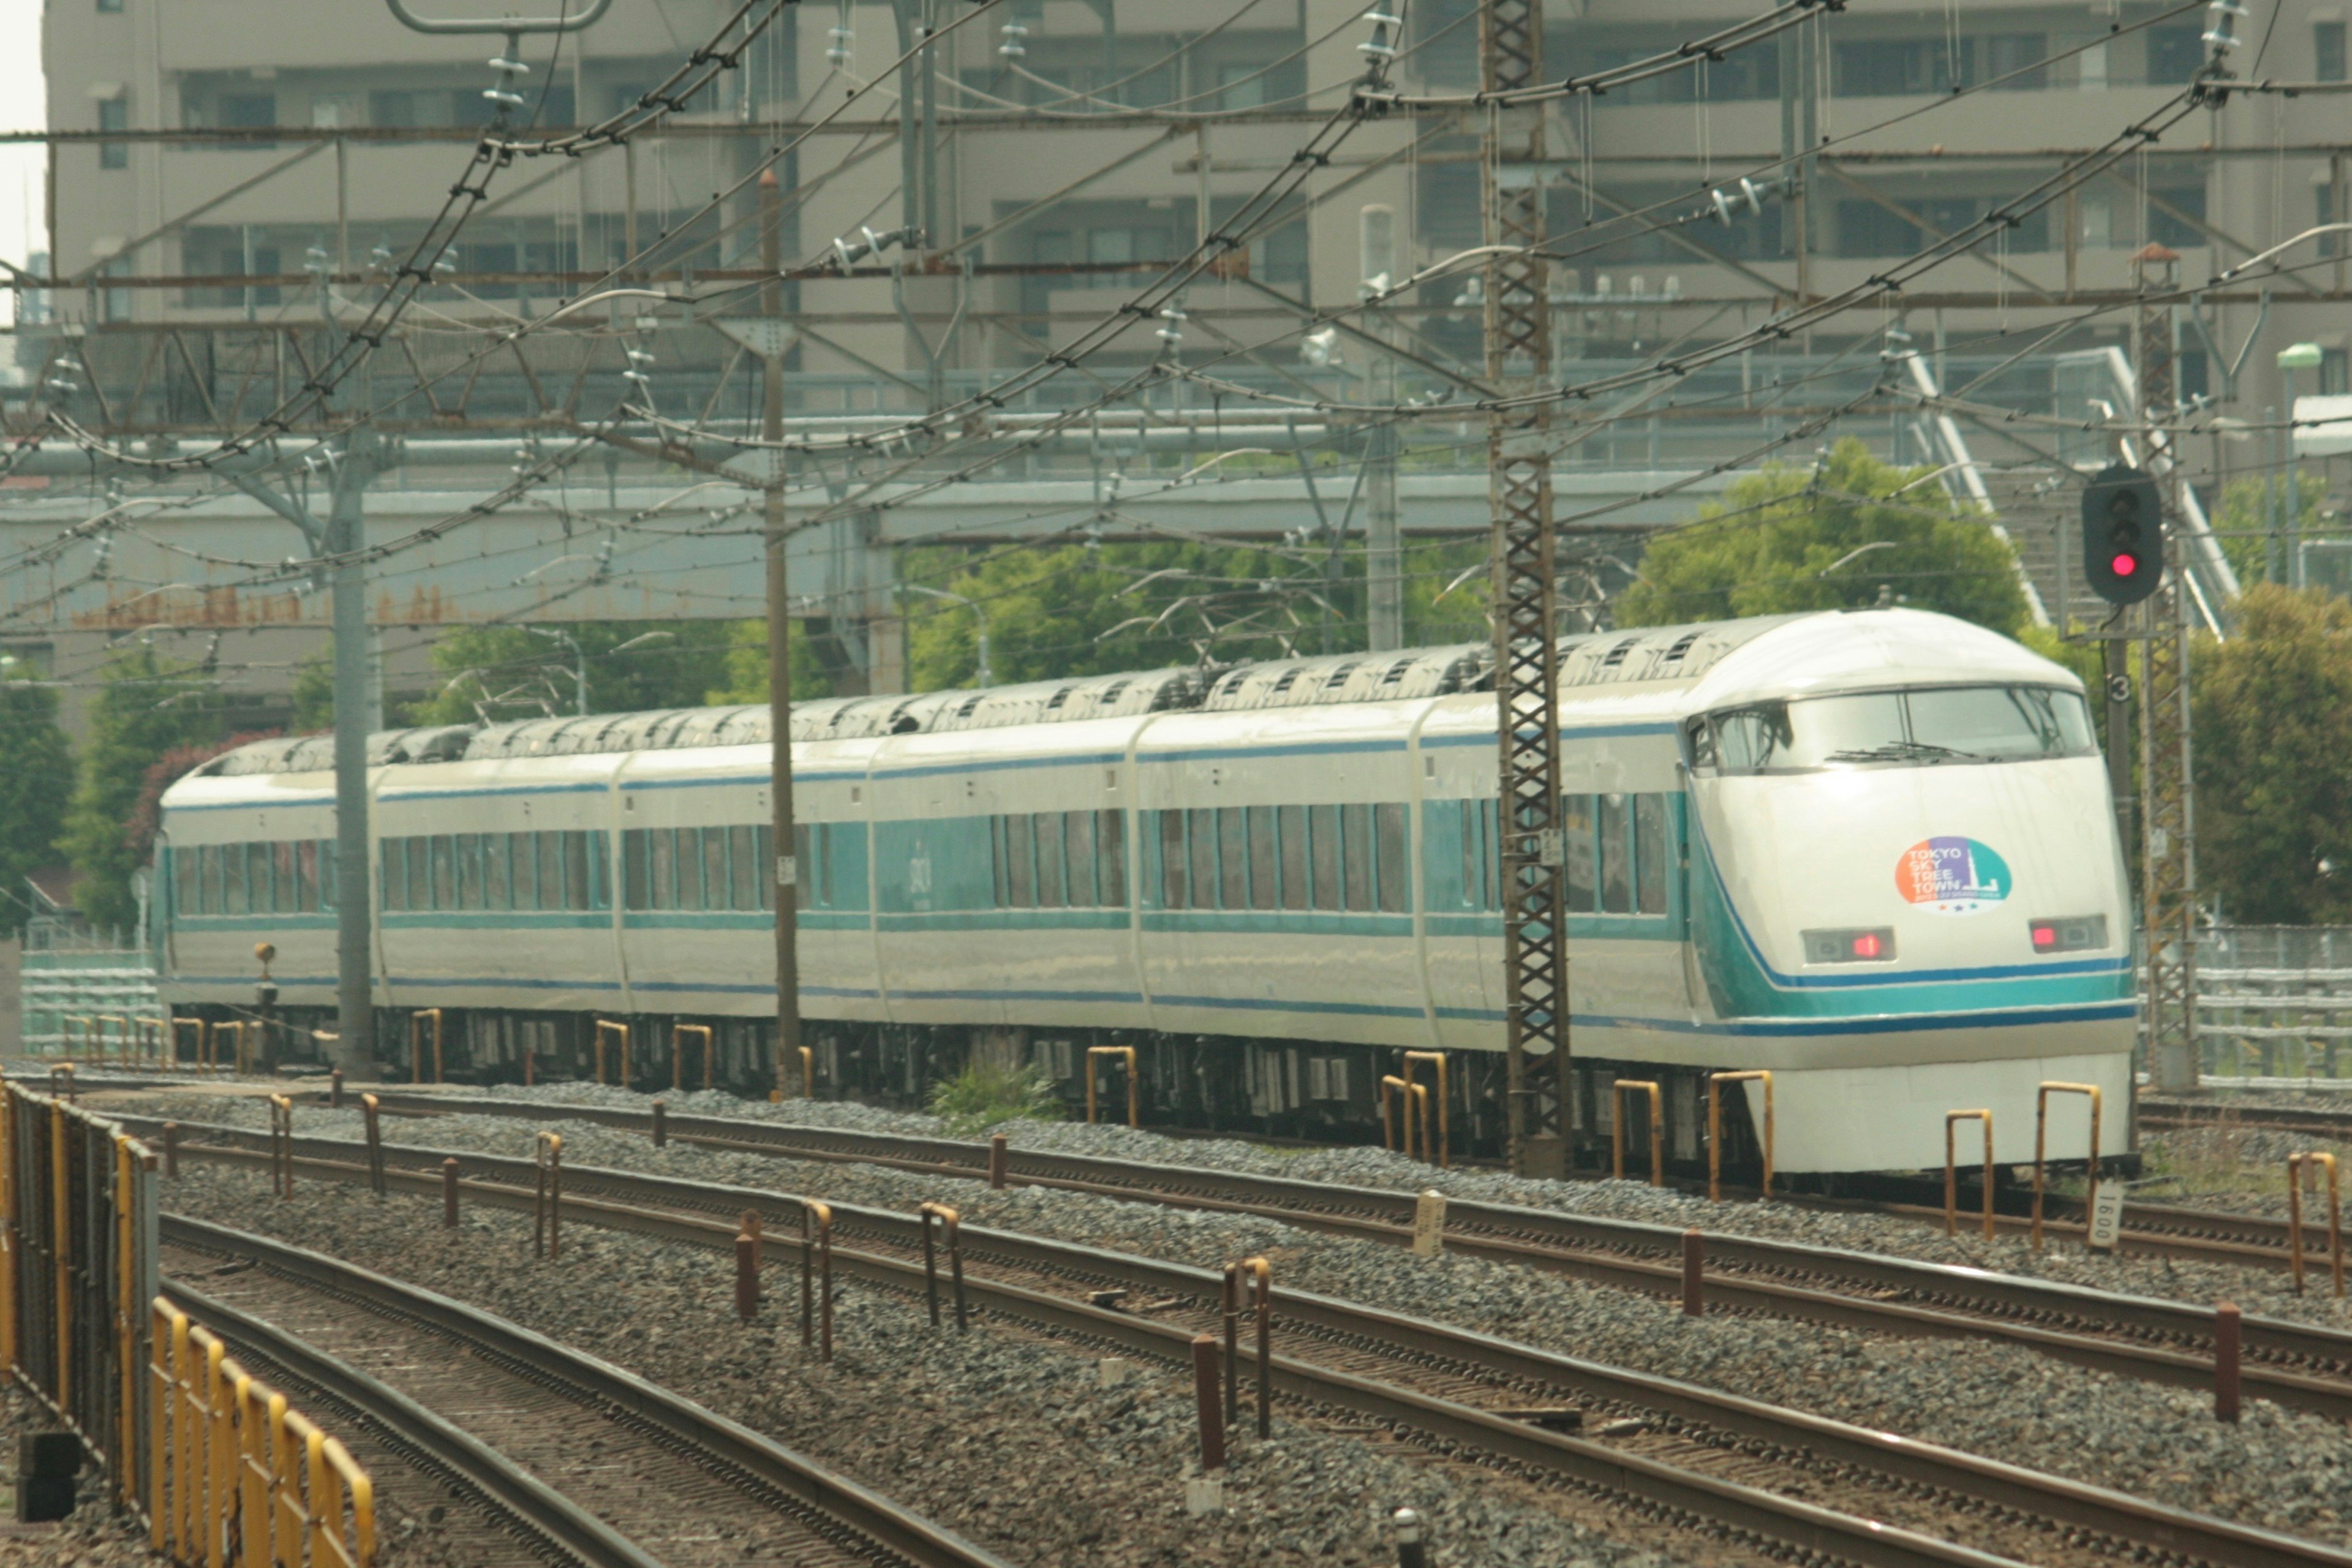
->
[928,1060,1065,1137]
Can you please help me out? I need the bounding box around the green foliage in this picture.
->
[406,620,744,725]
[2210,472,2332,588]
[292,643,334,732]
[927,1060,1065,1137]
[0,670,72,937]
[2192,585,2352,924]
[61,651,224,930]
[1615,437,2032,637]
[703,619,840,704]
[900,538,1491,693]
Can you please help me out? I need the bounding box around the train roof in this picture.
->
[190,609,2041,778]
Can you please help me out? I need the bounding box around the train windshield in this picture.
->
[1698,686,2095,772]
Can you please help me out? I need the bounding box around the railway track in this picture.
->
[231,1090,2352,1419]
[2140,1095,2352,1142]
[164,1216,1018,1568]
[137,1115,2352,1568]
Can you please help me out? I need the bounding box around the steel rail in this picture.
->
[164,1215,1020,1568]
[2140,1098,2352,1140]
[141,1119,2352,1568]
[165,1276,660,1568]
[312,1094,2352,1391]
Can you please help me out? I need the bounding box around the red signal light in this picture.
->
[1852,932,1882,959]
[2111,552,2138,576]
[2031,923,2058,949]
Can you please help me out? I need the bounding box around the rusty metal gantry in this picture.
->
[1481,0,1568,1177]
[2133,244,2199,1093]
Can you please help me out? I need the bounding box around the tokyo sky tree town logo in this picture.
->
[1894,837,2011,916]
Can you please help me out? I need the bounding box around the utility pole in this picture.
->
[2133,243,2198,1095]
[231,435,379,1077]
[1362,203,1402,653]
[1481,0,1567,1177]
[328,438,378,1075]
[758,168,805,1097]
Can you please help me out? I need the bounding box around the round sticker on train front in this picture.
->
[1894,837,2011,915]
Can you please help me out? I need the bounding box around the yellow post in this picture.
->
[2288,1150,2345,1298]
[594,1020,631,1087]
[1400,1050,1450,1167]
[2031,1081,2102,1251]
[0,1084,15,1373]
[50,1100,70,1413]
[1705,1070,1773,1201]
[1378,1074,1413,1158]
[1943,1110,1994,1240]
[671,1023,714,1092]
[1085,1046,1139,1128]
[1610,1079,1664,1186]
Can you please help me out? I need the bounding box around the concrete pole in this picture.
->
[761,169,805,1098]
[328,438,378,1075]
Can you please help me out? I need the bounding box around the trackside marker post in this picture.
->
[2216,1302,2242,1422]
[1411,1190,1446,1257]
[1682,1229,1703,1317]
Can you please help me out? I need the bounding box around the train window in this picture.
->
[1561,795,1597,912]
[1683,716,1716,769]
[1183,809,1212,910]
[1279,805,1308,910]
[1375,804,1409,913]
[1066,811,1097,906]
[297,842,323,913]
[532,832,560,910]
[1713,707,1793,770]
[649,828,675,910]
[173,848,196,916]
[1599,795,1632,913]
[1907,685,2095,760]
[1310,804,1342,910]
[453,835,479,910]
[199,845,222,914]
[1007,815,1038,907]
[1217,806,1246,910]
[222,842,249,914]
[1158,811,1188,908]
[622,831,647,909]
[431,836,456,910]
[1455,800,1484,911]
[377,842,402,912]
[1098,810,1127,905]
[1341,804,1373,911]
[793,824,814,909]
[703,829,728,911]
[729,825,758,910]
[1247,807,1278,910]
[1036,812,1068,908]
[318,840,336,911]
[756,824,775,911]
[1635,794,1668,915]
[570,832,598,910]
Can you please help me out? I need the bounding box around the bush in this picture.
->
[927,1061,1065,1137]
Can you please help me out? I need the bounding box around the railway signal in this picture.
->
[2081,463,2165,606]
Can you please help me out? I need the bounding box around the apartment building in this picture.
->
[15,0,2349,726]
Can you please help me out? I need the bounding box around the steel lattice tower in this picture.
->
[2133,243,2198,1093]
[1481,0,1568,1175]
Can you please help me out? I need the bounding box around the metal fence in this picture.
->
[1,1082,160,1496]
[18,923,159,1058]
[2191,927,2352,1080]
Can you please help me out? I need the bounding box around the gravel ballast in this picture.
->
[141,1090,2352,1547]
[163,1161,1704,1568]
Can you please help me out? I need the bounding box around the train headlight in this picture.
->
[2028,914,2109,954]
[1801,927,1898,965]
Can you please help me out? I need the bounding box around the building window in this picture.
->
[2318,22,2348,83]
[96,0,123,11]
[98,99,127,168]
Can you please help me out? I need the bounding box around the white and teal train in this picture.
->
[154,607,2134,1176]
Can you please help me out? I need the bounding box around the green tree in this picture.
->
[703,619,842,704]
[406,620,743,726]
[2193,585,2352,924]
[61,651,224,930]
[1615,437,2032,636]
[0,668,73,937]
[2210,471,2332,589]
[291,643,334,732]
